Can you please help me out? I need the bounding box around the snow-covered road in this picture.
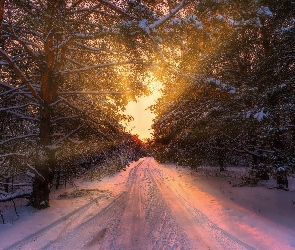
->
[1,157,295,249]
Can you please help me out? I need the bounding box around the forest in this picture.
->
[149,0,295,185]
[1,0,295,210]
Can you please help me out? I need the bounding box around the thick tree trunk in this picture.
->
[30,0,60,209]
[31,166,51,209]
[30,104,56,209]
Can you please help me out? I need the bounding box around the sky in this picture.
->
[124,85,161,140]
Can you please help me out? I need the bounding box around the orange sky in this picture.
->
[124,86,161,140]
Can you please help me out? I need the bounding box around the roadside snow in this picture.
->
[162,163,295,249]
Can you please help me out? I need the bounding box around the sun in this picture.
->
[124,81,162,140]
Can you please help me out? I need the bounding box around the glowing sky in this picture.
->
[124,85,161,140]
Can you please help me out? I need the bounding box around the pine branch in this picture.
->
[58,90,131,95]
[97,0,139,20]
[0,190,32,202]
[149,0,191,30]
[0,49,42,103]
[0,134,39,145]
[59,60,145,75]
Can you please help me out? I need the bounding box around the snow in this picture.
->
[0,160,136,248]
[228,88,236,94]
[216,14,224,21]
[169,18,182,25]
[169,15,203,29]
[25,171,35,178]
[0,103,39,111]
[277,19,295,33]
[149,0,188,30]
[51,125,82,147]
[0,134,39,145]
[5,110,39,121]
[0,49,42,103]
[186,15,203,29]
[139,19,150,34]
[255,17,263,28]
[255,6,273,28]
[1,158,294,249]
[257,6,273,17]
[206,77,236,94]
[25,163,44,181]
[254,108,268,122]
[0,190,32,202]
[68,138,84,144]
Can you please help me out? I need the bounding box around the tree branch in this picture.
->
[97,0,139,20]
[0,134,39,145]
[59,60,145,75]
[149,0,191,30]
[0,190,32,202]
[0,49,42,103]
[51,125,82,147]
[58,90,131,95]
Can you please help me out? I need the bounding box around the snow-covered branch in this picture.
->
[0,182,31,187]
[53,115,82,122]
[0,102,39,111]
[71,41,104,53]
[5,110,39,121]
[25,161,45,181]
[0,190,32,202]
[54,98,84,113]
[0,153,26,158]
[0,49,42,103]
[65,56,84,67]
[55,31,107,50]
[58,90,131,95]
[149,0,191,31]
[0,134,39,145]
[0,83,36,101]
[49,98,65,107]
[51,126,82,147]
[51,99,109,132]
[97,0,139,20]
[59,60,144,75]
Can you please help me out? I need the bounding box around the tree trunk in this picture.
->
[216,138,226,171]
[30,0,60,209]
[31,165,51,209]
[0,0,5,49]
[260,27,270,57]
[259,17,270,57]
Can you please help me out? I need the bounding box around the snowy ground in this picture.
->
[0,157,294,249]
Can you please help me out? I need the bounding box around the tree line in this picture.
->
[150,0,295,183]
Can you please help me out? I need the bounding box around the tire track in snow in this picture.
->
[4,159,147,250]
[42,158,148,250]
[4,157,258,249]
[3,193,108,250]
[149,162,256,250]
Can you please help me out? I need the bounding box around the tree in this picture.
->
[151,0,295,178]
[0,0,190,208]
